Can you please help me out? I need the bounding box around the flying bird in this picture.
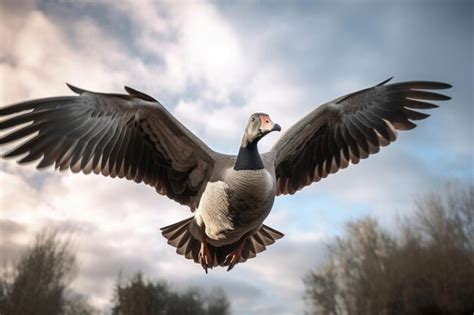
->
[0,78,451,272]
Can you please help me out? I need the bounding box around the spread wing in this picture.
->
[0,84,216,210]
[269,78,451,195]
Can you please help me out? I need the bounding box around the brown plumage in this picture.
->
[0,78,451,272]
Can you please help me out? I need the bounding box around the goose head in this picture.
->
[241,113,281,148]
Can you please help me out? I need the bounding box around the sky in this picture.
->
[0,0,472,314]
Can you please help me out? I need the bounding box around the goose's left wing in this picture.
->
[267,78,451,195]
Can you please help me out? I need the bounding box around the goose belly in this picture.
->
[197,169,275,245]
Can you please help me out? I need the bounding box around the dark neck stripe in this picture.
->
[234,142,264,170]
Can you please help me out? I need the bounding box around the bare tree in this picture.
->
[0,229,94,315]
[304,185,474,315]
[305,218,396,315]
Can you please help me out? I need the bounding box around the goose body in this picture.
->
[196,163,275,246]
[0,78,451,272]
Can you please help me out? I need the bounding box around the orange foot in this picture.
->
[199,240,213,273]
[224,239,246,271]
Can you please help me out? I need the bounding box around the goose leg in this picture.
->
[224,236,248,271]
[193,217,213,273]
[199,239,213,273]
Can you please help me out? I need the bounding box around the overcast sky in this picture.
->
[0,0,472,314]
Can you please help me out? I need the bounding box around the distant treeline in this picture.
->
[112,273,230,315]
[0,230,230,315]
[304,185,474,315]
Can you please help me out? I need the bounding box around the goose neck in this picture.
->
[234,142,264,171]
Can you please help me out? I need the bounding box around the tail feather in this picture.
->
[161,217,284,267]
[161,217,201,264]
[258,225,283,245]
[212,224,284,266]
[162,217,192,248]
[261,225,285,240]
[243,224,284,262]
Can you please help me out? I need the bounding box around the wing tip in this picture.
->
[124,86,157,102]
[418,81,453,91]
[377,77,394,86]
[441,82,453,89]
[66,83,86,95]
[426,81,452,90]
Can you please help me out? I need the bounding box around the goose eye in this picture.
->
[251,117,255,122]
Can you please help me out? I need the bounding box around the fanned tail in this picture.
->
[161,217,284,267]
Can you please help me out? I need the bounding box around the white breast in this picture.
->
[196,167,276,246]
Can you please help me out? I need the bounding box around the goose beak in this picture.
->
[259,115,281,134]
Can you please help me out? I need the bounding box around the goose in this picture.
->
[0,78,451,272]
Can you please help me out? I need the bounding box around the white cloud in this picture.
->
[0,3,165,105]
[97,0,308,152]
[174,99,249,149]
[110,0,248,102]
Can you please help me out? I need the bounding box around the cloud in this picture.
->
[0,219,26,239]
[103,0,309,153]
[105,0,248,101]
[211,234,328,315]
[0,1,166,106]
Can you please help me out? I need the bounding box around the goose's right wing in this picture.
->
[0,85,216,210]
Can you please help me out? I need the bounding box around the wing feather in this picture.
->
[0,85,216,209]
[269,79,451,195]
